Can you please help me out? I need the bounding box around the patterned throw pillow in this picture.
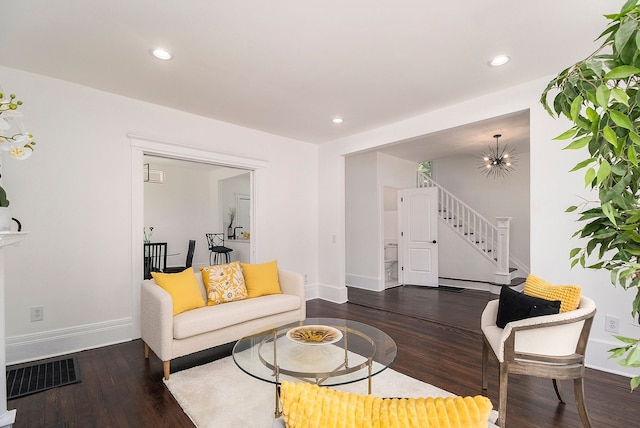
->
[200,261,248,305]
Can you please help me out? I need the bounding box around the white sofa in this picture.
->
[141,268,306,379]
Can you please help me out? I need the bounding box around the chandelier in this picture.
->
[479,134,517,178]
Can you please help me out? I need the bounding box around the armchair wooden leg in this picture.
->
[574,377,592,428]
[482,338,489,390]
[552,379,565,403]
[163,361,171,380]
[144,342,149,359]
[498,363,508,428]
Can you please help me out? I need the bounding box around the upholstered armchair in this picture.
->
[481,295,596,427]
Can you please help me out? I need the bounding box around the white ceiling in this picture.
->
[0,0,617,155]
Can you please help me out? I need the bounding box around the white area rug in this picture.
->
[164,356,498,428]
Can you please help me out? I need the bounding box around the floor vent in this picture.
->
[6,356,81,400]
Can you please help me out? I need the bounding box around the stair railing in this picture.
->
[417,172,511,283]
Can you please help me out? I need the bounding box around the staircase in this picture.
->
[417,172,520,285]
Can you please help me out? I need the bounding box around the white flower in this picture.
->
[9,144,33,160]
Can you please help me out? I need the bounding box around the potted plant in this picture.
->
[540,0,640,390]
[0,87,36,230]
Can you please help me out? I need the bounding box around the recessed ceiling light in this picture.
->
[332,117,344,124]
[151,48,173,60]
[489,55,510,67]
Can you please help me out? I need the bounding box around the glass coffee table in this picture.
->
[232,317,397,417]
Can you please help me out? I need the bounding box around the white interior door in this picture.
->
[399,187,438,286]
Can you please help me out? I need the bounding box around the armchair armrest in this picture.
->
[278,269,306,319]
[140,279,175,361]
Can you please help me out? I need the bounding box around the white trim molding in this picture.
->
[6,318,133,365]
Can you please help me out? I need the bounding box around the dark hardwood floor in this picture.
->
[7,285,639,427]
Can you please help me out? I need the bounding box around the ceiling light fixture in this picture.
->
[332,117,344,124]
[489,55,510,67]
[151,48,173,60]
[479,134,517,178]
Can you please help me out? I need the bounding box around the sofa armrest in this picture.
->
[278,269,306,318]
[140,280,174,361]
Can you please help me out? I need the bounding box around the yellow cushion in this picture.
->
[151,268,206,315]
[279,381,493,428]
[523,274,582,313]
[240,260,282,298]
[199,261,248,305]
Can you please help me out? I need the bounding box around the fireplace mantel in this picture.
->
[0,231,28,428]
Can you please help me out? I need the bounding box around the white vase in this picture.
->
[0,207,12,231]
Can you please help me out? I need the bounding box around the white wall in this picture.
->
[345,152,378,289]
[1,65,318,363]
[433,151,531,271]
[319,76,638,377]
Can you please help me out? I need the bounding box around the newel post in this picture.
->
[494,217,511,285]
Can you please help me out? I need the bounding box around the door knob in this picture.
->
[432,240,437,244]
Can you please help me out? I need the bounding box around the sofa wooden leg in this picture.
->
[163,361,170,380]
[144,342,149,359]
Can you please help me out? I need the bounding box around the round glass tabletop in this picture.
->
[232,317,397,388]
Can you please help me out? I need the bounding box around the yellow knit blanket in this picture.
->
[280,381,493,428]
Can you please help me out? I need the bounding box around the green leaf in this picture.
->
[570,95,583,122]
[631,375,640,391]
[611,87,631,107]
[569,247,581,258]
[553,129,578,140]
[615,18,637,52]
[584,167,596,187]
[602,201,618,227]
[629,145,639,166]
[614,335,640,344]
[609,347,629,359]
[629,132,640,145]
[610,110,635,131]
[569,158,595,172]
[605,65,640,79]
[596,84,611,108]
[564,135,592,150]
[566,205,579,213]
[603,125,618,146]
[597,160,612,186]
[624,346,639,365]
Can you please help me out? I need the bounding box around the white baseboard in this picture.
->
[346,273,381,291]
[6,318,134,365]
[316,283,348,303]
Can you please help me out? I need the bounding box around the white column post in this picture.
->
[494,217,511,285]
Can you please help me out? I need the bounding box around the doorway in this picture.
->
[143,155,251,269]
[130,135,266,335]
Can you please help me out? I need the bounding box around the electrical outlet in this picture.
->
[304,274,308,283]
[30,306,44,322]
[605,315,620,333]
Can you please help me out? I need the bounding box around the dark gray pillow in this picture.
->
[496,286,561,328]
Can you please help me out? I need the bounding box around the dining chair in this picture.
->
[143,242,167,279]
[164,239,196,273]
[205,233,233,265]
[481,295,596,427]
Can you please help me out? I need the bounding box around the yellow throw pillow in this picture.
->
[524,274,582,313]
[151,268,205,315]
[279,381,493,428]
[199,261,248,305]
[240,260,282,298]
